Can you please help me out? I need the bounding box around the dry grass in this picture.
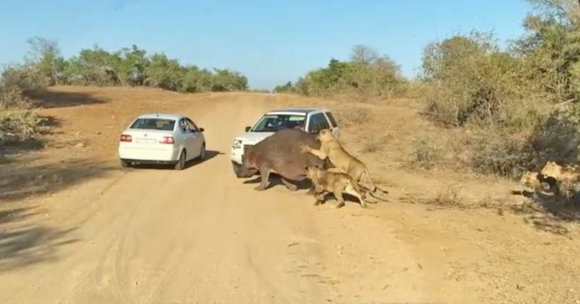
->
[335,105,371,127]
[411,135,441,170]
[423,184,465,207]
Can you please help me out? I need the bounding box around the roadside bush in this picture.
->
[529,104,580,164]
[464,103,580,179]
[462,128,537,178]
[0,83,43,144]
[1,64,49,91]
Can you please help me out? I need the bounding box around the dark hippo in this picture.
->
[235,128,328,192]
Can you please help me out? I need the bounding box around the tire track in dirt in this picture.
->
[138,95,330,303]
[58,170,176,304]
[1,168,178,304]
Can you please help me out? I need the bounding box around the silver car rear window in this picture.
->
[129,118,176,131]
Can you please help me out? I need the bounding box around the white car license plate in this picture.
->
[136,138,156,144]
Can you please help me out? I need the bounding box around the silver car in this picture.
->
[118,113,206,170]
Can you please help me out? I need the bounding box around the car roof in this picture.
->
[134,113,186,120]
[266,107,330,115]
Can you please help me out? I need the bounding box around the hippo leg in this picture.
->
[306,185,317,195]
[254,168,271,191]
[280,178,298,191]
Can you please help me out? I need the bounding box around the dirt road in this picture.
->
[0,93,437,304]
[3,88,579,304]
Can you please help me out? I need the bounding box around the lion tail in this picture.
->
[363,170,389,195]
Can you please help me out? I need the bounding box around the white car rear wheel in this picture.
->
[175,150,186,170]
[197,142,206,160]
[120,160,131,168]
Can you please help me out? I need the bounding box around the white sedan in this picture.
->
[118,113,206,170]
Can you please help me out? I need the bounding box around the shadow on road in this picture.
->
[509,190,580,235]
[405,187,580,236]
[242,174,314,191]
[0,207,39,226]
[0,157,119,203]
[0,207,79,273]
[129,150,223,170]
[0,115,63,161]
[24,89,108,109]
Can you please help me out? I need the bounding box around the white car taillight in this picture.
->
[158,136,175,144]
[120,134,132,142]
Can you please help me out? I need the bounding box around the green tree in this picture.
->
[3,38,251,94]
[274,45,407,99]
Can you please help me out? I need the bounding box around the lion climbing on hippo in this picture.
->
[234,128,331,192]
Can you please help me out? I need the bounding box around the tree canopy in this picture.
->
[2,38,249,93]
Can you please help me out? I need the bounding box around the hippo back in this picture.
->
[252,128,326,180]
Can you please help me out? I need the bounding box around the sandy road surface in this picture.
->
[0,94,438,304]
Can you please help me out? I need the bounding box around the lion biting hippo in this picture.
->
[234,128,329,192]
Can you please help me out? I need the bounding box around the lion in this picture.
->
[540,161,580,196]
[304,165,383,208]
[541,161,580,181]
[300,129,389,198]
[520,170,556,194]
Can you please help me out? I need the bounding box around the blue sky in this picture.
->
[0,0,530,89]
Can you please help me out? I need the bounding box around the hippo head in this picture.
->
[236,147,259,178]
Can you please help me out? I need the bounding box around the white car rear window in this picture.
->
[130,118,175,131]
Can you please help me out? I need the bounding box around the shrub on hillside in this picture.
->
[415,0,580,178]
[529,104,580,164]
[462,128,538,177]
[464,104,580,178]
[1,64,50,90]
[0,83,44,144]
